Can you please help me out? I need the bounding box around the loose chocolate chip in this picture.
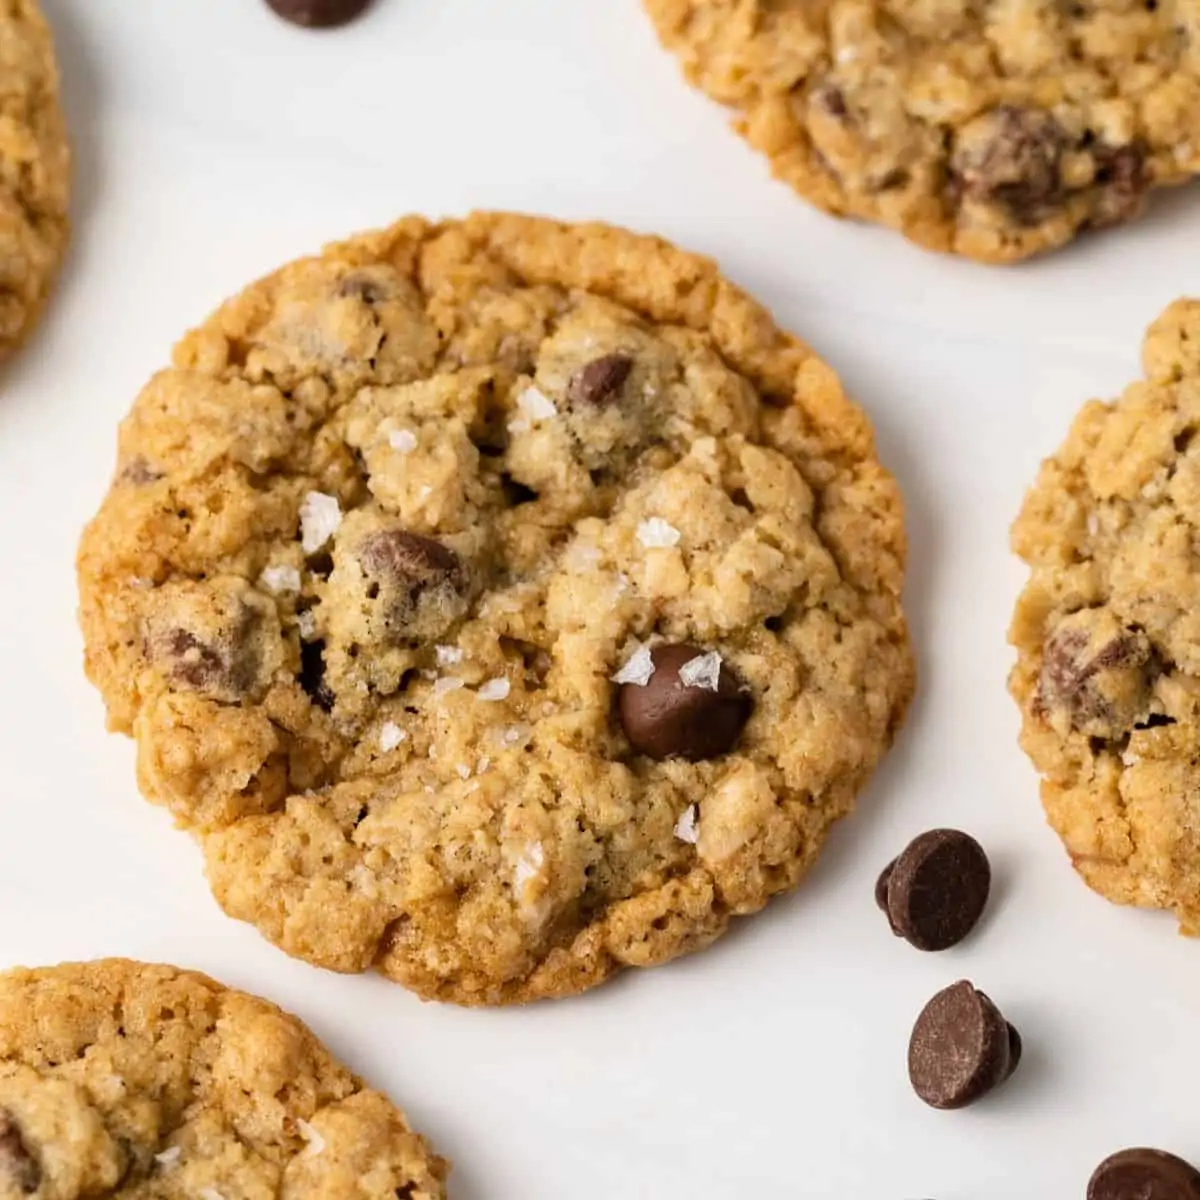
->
[874,859,895,915]
[1039,609,1155,737]
[1088,1148,1200,1200]
[0,1109,40,1195]
[908,981,1018,1110]
[566,354,633,407]
[951,106,1065,225]
[1004,1023,1022,1078]
[882,829,991,951]
[618,643,752,761]
[265,0,373,27]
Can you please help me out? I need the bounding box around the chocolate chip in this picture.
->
[874,859,902,934]
[881,829,991,951]
[813,83,848,118]
[617,643,751,761]
[0,1109,40,1195]
[1039,609,1155,737]
[1088,1148,1200,1200]
[359,530,468,641]
[566,354,634,407]
[951,106,1065,224]
[156,620,262,701]
[265,0,373,27]
[908,981,1019,1109]
[1004,1023,1022,1079]
[1089,143,1150,230]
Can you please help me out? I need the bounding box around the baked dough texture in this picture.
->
[78,212,913,1004]
[644,0,1200,263]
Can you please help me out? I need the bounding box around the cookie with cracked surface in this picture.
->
[77,212,913,1005]
[0,959,447,1197]
[1011,298,1200,931]
[643,0,1199,263]
[0,0,69,360]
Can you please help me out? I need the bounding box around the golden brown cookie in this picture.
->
[643,0,1200,263]
[77,212,913,1005]
[1011,298,1200,931]
[0,959,447,1197]
[0,0,69,359]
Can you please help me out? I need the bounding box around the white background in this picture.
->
[2,2,1198,1196]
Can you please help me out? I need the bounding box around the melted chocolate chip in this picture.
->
[567,354,634,407]
[881,829,991,951]
[1089,143,1151,230]
[908,981,1019,1110]
[361,531,463,589]
[264,0,373,28]
[952,106,1065,224]
[0,1110,40,1195]
[617,643,752,761]
[1089,1148,1200,1200]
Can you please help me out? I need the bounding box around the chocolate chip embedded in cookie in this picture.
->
[1010,298,1200,934]
[0,960,448,1198]
[0,1109,40,1195]
[643,1,1197,262]
[616,643,752,761]
[77,212,912,1004]
[1088,1148,1200,1200]
[907,981,1021,1109]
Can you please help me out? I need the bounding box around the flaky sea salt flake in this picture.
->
[637,517,680,549]
[435,645,464,667]
[674,805,700,844]
[456,763,472,780]
[679,651,722,691]
[299,491,341,553]
[518,385,557,421]
[388,428,418,453]
[296,610,317,641]
[477,756,491,774]
[612,645,655,687]
[379,722,406,752]
[514,842,545,889]
[154,1146,182,1169]
[199,1190,226,1200]
[297,1119,326,1158]
[477,677,511,702]
[260,565,301,595]
[431,676,464,699]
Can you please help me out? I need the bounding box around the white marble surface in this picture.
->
[2,1,1199,1196]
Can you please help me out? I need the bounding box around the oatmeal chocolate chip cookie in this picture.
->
[1011,298,1200,931]
[0,960,447,1197]
[77,212,913,1005]
[0,0,68,360]
[643,0,1199,263]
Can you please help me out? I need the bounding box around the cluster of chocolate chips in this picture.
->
[881,835,1199,1198]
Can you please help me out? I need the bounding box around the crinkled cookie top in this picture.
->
[0,0,68,358]
[645,0,1199,262]
[0,960,446,1198]
[1011,298,1200,930]
[78,212,912,1004]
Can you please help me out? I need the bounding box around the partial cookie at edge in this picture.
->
[1010,297,1200,931]
[0,959,447,1197]
[643,0,1199,263]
